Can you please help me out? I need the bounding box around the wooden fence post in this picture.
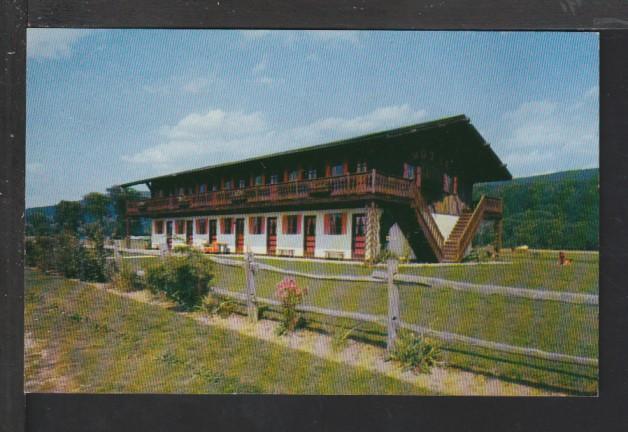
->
[244,251,258,322]
[386,258,400,352]
[113,244,121,268]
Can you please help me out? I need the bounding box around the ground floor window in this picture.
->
[324,213,346,235]
[283,215,301,234]
[154,220,164,234]
[175,220,186,234]
[196,218,207,235]
[249,216,265,234]
[221,217,233,234]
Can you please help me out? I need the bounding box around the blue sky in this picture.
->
[26,30,598,207]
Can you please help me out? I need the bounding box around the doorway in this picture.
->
[235,218,245,253]
[303,215,316,258]
[209,219,217,244]
[186,220,194,245]
[266,217,277,255]
[351,213,367,260]
[166,220,173,250]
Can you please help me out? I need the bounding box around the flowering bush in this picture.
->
[275,277,307,335]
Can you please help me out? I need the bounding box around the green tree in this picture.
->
[55,200,82,232]
[83,192,111,225]
[108,186,142,238]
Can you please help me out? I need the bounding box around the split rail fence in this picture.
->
[109,246,598,368]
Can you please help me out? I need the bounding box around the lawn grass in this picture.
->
[109,251,599,394]
[24,269,439,394]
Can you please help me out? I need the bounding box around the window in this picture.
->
[238,179,247,189]
[187,187,194,195]
[157,190,164,198]
[196,218,207,235]
[211,184,218,192]
[221,218,233,234]
[254,175,264,186]
[282,215,301,235]
[288,170,299,181]
[331,163,344,177]
[307,169,317,180]
[223,180,233,190]
[269,174,279,185]
[178,187,185,196]
[403,163,415,180]
[324,213,346,235]
[199,184,207,193]
[175,220,185,234]
[356,161,368,173]
[154,220,164,234]
[249,216,265,235]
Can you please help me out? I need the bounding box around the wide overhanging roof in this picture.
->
[118,114,511,188]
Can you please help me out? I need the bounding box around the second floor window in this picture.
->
[211,184,218,192]
[254,175,264,186]
[199,184,207,193]
[269,174,279,185]
[288,170,299,181]
[223,180,233,190]
[403,163,415,180]
[154,220,164,234]
[356,161,368,173]
[331,163,344,177]
[238,179,247,189]
[307,169,317,180]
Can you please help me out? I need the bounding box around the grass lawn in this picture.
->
[24,269,436,395]
[118,249,598,394]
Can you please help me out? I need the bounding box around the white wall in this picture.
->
[150,207,373,259]
[432,213,460,241]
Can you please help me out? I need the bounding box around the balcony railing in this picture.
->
[127,170,413,215]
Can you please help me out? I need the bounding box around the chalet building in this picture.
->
[120,115,511,262]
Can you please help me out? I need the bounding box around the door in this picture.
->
[303,216,316,258]
[235,218,245,253]
[166,221,173,250]
[209,219,217,244]
[266,217,277,255]
[351,213,367,260]
[186,220,194,245]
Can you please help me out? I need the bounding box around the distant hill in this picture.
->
[25,205,56,221]
[473,168,599,250]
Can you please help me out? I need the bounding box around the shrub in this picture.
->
[275,277,307,335]
[201,293,238,318]
[145,251,213,309]
[111,263,145,292]
[55,231,81,278]
[387,331,442,374]
[373,249,399,264]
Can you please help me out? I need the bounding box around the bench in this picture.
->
[277,248,295,257]
[324,250,345,260]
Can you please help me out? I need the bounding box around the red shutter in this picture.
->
[250,175,254,186]
[220,177,225,189]
[248,217,254,233]
[261,217,266,234]
[296,215,302,234]
[220,218,224,234]
[341,213,347,234]
[343,161,349,174]
[325,162,331,177]
[453,176,458,194]
[324,214,330,234]
[297,165,303,180]
[283,169,289,182]
[282,215,288,234]
[403,163,409,178]
[416,166,422,188]
[261,175,265,185]
[443,174,448,192]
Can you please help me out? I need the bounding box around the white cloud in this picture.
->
[27,29,94,60]
[497,88,598,174]
[123,105,427,172]
[182,77,211,94]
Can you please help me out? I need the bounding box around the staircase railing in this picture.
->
[410,187,445,261]
[448,195,488,262]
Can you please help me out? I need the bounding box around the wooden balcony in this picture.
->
[126,171,414,216]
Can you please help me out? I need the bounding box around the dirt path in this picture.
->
[92,283,564,396]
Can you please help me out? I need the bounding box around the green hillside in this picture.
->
[473,169,599,250]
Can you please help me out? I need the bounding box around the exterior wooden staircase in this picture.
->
[407,187,503,263]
